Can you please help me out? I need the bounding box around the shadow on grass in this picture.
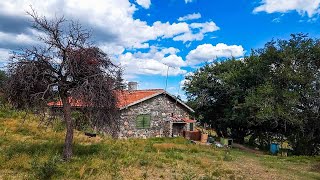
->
[4,141,112,159]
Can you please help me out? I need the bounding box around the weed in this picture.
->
[142,171,148,179]
[79,164,86,179]
[223,150,232,161]
[16,128,31,135]
[52,118,65,132]
[31,155,60,180]
[139,159,149,166]
[182,171,196,180]
[1,114,320,179]
[0,105,26,119]
[165,150,183,160]
[5,142,62,159]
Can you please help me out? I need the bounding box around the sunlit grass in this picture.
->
[1,107,320,179]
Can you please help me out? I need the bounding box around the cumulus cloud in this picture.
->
[186,43,245,65]
[0,0,225,77]
[253,0,320,17]
[178,13,201,21]
[173,22,219,42]
[0,48,11,62]
[0,0,219,50]
[118,51,187,77]
[162,54,186,67]
[0,30,39,49]
[135,0,151,9]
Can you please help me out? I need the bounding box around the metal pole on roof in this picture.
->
[175,74,183,106]
[164,64,170,96]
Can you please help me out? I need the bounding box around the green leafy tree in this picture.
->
[185,34,320,154]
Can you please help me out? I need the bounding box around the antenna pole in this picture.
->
[164,65,169,94]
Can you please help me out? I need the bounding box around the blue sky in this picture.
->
[0,0,319,99]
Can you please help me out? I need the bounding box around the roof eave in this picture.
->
[119,90,195,113]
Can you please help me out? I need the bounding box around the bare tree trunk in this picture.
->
[61,96,74,161]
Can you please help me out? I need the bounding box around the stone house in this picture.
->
[116,88,196,138]
[48,86,196,138]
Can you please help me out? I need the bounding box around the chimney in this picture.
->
[128,82,138,91]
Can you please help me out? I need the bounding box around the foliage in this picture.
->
[31,155,60,180]
[0,70,8,104]
[184,34,320,155]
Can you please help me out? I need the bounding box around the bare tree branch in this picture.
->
[6,10,123,160]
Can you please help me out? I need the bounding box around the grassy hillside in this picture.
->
[0,107,320,180]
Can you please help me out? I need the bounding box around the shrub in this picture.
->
[0,105,26,119]
[72,111,91,131]
[165,150,183,160]
[139,159,149,166]
[223,150,232,161]
[31,155,60,180]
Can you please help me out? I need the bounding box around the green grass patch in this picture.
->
[1,109,320,179]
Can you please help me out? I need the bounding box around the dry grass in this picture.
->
[0,109,320,179]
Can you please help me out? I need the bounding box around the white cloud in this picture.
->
[119,53,186,77]
[272,17,281,23]
[0,30,39,47]
[173,22,220,42]
[0,0,225,78]
[0,0,223,58]
[184,0,194,3]
[99,44,125,56]
[253,0,320,17]
[0,48,11,62]
[186,43,245,65]
[0,0,219,50]
[162,54,186,67]
[135,0,151,9]
[117,46,187,77]
[179,72,193,88]
[178,13,201,21]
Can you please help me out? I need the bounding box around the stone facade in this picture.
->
[118,94,192,139]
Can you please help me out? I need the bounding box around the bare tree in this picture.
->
[6,10,121,161]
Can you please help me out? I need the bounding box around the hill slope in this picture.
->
[0,108,319,179]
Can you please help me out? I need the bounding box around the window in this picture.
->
[136,114,151,129]
[190,123,194,131]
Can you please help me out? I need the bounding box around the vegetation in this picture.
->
[1,107,320,179]
[5,10,122,160]
[184,34,320,155]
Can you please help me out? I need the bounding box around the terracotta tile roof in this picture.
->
[47,97,86,107]
[116,89,164,109]
[182,118,197,123]
[170,116,196,123]
[47,89,164,109]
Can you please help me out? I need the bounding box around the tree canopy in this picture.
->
[184,34,320,155]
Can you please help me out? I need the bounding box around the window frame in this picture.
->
[136,114,151,129]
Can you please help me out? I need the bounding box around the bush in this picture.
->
[72,111,91,131]
[31,155,60,180]
[223,150,232,161]
[0,105,26,119]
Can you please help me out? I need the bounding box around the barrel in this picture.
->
[270,143,279,154]
[201,133,208,143]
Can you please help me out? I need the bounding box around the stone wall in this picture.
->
[118,94,190,138]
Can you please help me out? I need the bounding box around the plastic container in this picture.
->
[208,137,215,143]
[270,143,279,154]
[220,138,228,146]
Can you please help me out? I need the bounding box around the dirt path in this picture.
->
[226,156,294,180]
[232,143,265,155]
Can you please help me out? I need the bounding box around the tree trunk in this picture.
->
[61,96,74,161]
